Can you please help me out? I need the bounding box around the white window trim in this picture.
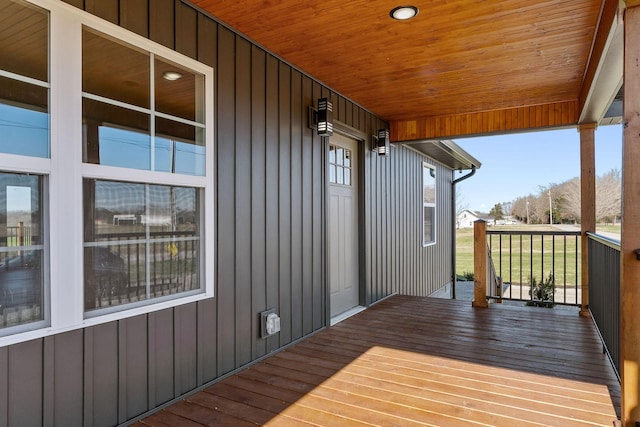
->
[0,0,215,348]
[423,162,436,247]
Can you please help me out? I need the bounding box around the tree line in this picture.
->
[509,169,621,224]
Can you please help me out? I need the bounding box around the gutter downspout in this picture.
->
[451,166,477,299]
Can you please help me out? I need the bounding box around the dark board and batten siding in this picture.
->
[0,1,452,426]
[364,147,453,303]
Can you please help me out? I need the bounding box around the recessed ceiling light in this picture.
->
[390,6,419,20]
[162,71,183,81]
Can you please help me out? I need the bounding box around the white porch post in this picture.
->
[579,123,596,317]
[621,3,640,426]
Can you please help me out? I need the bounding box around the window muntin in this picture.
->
[329,144,352,186]
[83,179,201,314]
[423,163,436,245]
[82,28,205,176]
[0,173,46,334]
[0,0,49,159]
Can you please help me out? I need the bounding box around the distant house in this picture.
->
[457,210,494,228]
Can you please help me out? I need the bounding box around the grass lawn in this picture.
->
[456,225,581,288]
[596,224,621,236]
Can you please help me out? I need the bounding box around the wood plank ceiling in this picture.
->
[189,0,618,141]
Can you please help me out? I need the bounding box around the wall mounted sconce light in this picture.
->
[376,129,390,156]
[315,98,333,137]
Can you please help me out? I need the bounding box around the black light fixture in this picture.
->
[376,129,390,156]
[316,98,333,136]
[389,6,419,20]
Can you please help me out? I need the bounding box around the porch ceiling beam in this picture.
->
[578,0,623,124]
[390,101,578,142]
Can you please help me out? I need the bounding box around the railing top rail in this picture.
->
[486,230,581,236]
[586,232,621,250]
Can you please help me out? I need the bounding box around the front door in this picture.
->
[328,133,359,318]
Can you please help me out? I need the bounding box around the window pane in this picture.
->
[423,206,434,244]
[337,166,344,184]
[155,117,205,176]
[336,148,344,166]
[83,98,151,168]
[344,149,351,167]
[0,173,45,331]
[83,28,150,109]
[0,77,49,158]
[344,168,351,186]
[84,179,201,312]
[328,145,335,164]
[155,56,203,123]
[423,166,436,204]
[0,0,48,82]
[329,165,336,183]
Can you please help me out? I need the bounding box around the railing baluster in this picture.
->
[483,229,581,307]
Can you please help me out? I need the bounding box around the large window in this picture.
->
[0,0,49,335]
[423,163,436,245]
[0,0,213,344]
[81,28,208,315]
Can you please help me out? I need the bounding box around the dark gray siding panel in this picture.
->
[119,315,148,422]
[290,69,303,341]
[0,346,6,427]
[149,309,175,407]
[197,14,218,68]
[175,0,197,59]
[51,331,83,427]
[120,0,149,37]
[85,323,118,427]
[251,45,267,360]
[149,0,175,49]
[234,36,253,367]
[8,340,42,426]
[301,75,314,336]
[278,62,292,346]
[84,0,119,24]
[217,25,237,375]
[175,303,197,396]
[197,298,217,384]
[264,54,281,354]
[311,81,325,331]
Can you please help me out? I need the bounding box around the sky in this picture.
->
[453,124,623,213]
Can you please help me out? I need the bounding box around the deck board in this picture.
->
[140,295,620,426]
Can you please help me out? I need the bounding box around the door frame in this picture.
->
[323,121,368,327]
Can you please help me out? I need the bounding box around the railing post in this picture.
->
[473,219,488,308]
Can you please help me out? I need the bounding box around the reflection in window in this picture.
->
[328,144,352,186]
[82,28,205,176]
[83,179,202,313]
[0,0,50,159]
[423,163,436,245]
[0,173,45,332]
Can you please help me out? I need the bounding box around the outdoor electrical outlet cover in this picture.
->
[260,309,281,338]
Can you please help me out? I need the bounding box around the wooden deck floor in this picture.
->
[137,295,620,426]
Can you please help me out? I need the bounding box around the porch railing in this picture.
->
[587,232,620,379]
[485,230,581,306]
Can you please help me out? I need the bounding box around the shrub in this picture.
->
[527,273,555,308]
[457,271,474,281]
